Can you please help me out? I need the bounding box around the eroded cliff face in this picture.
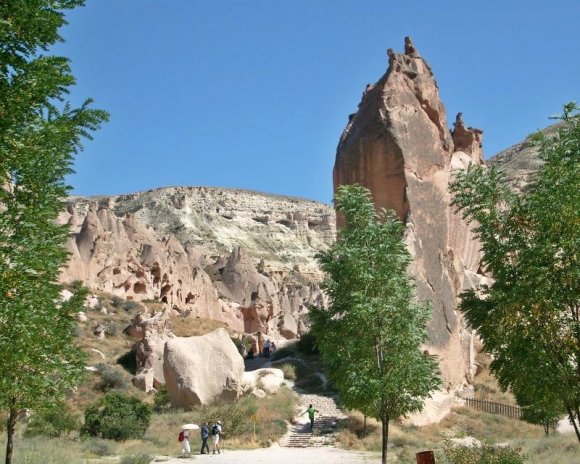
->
[334,37,487,391]
[60,187,334,340]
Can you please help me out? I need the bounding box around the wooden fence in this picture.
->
[465,398,522,420]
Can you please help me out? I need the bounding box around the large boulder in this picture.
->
[334,37,486,392]
[163,328,244,408]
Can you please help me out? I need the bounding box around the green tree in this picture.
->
[450,103,580,443]
[0,2,108,463]
[310,185,441,464]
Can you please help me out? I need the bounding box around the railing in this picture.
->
[465,397,522,420]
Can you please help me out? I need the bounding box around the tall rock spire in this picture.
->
[333,37,487,405]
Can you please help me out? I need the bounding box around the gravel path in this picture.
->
[156,446,379,464]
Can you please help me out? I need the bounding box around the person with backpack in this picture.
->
[301,404,319,431]
[200,421,210,454]
[211,420,222,454]
[178,428,190,455]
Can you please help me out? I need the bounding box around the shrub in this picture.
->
[96,363,128,392]
[275,362,297,380]
[439,437,527,464]
[83,393,152,441]
[153,385,171,413]
[24,402,80,438]
[120,454,152,464]
[296,332,319,356]
[111,296,125,308]
[123,300,142,311]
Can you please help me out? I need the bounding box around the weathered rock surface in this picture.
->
[60,188,335,341]
[163,329,245,408]
[334,37,486,391]
[241,368,285,396]
[487,123,562,194]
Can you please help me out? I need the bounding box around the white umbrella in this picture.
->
[181,423,199,430]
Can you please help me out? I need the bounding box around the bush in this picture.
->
[123,300,141,312]
[439,438,527,464]
[83,393,152,441]
[275,362,297,380]
[297,332,319,356]
[111,296,125,308]
[153,385,171,413]
[96,363,128,392]
[120,454,152,464]
[25,402,80,438]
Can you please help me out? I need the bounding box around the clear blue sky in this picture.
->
[56,0,579,204]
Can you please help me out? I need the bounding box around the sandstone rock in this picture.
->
[334,36,485,392]
[60,189,331,341]
[279,314,298,339]
[85,294,100,309]
[76,312,88,323]
[241,368,285,395]
[487,122,562,194]
[163,329,244,408]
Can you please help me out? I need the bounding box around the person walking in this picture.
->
[302,404,319,431]
[180,428,191,455]
[211,420,223,454]
[200,421,210,454]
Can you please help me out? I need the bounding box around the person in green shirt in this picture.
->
[302,404,319,431]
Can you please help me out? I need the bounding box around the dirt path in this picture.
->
[157,446,378,464]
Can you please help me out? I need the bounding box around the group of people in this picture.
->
[262,339,276,358]
[180,420,223,456]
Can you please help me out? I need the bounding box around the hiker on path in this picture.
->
[263,339,271,358]
[302,404,319,431]
[212,420,223,454]
[180,428,191,455]
[200,421,210,454]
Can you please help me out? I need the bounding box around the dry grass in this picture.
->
[335,407,580,463]
[473,352,517,405]
[168,316,233,337]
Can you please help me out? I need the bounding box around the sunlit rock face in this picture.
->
[60,187,334,340]
[487,123,562,194]
[334,37,487,391]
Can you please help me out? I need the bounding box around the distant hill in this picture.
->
[486,123,562,194]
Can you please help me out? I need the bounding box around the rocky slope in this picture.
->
[487,123,561,193]
[60,187,335,341]
[334,37,486,394]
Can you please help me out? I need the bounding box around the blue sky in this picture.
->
[56,0,579,204]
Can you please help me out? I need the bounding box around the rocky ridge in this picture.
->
[60,187,335,342]
[487,123,562,194]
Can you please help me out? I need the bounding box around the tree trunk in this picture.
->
[381,415,389,464]
[565,405,580,444]
[5,409,17,464]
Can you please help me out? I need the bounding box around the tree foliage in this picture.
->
[310,185,441,464]
[82,393,152,441]
[0,1,108,462]
[450,103,580,442]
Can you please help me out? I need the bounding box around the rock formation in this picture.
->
[487,123,562,194]
[334,37,487,392]
[60,187,334,341]
[163,329,245,408]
